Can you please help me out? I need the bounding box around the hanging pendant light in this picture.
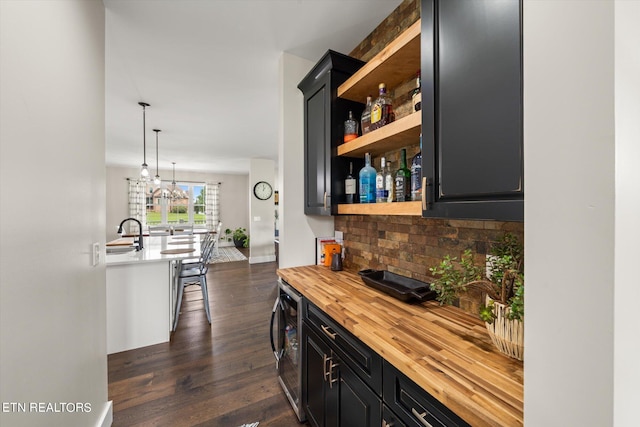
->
[170,161,179,200]
[153,129,161,185]
[138,102,150,181]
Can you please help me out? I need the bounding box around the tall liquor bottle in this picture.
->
[375,157,388,203]
[370,83,394,131]
[360,96,372,135]
[411,71,421,112]
[394,149,411,202]
[359,153,376,203]
[345,162,356,204]
[410,135,422,201]
[385,160,394,203]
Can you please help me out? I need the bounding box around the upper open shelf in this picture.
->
[337,20,421,103]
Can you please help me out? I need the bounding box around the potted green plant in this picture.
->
[428,233,524,360]
[231,227,249,248]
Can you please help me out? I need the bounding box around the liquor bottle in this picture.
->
[359,153,376,204]
[370,83,394,131]
[410,135,423,201]
[394,149,411,202]
[375,157,388,203]
[411,71,422,112]
[360,96,372,135]
[385,160,394,203]
[345,162,356,204]
[344,111,358,143]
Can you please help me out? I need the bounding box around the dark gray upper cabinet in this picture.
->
[298,50,364,216]
[421,0,524,221]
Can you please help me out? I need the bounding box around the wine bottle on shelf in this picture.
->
[345,162,356,204]
[411,71,422,112]
[370,83,394,131]
[394,149,411,202]
[385,160,394,203]
[411,135,422,201]
[375,157,388,203]
[359,153,376,204]
[360,96,372,135]
[344,111,358,143]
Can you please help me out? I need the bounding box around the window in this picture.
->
[145,181,206,226]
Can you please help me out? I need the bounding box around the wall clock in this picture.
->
[253,181,273,200]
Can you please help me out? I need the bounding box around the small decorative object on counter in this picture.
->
[359,152,376,203]
[394,149,411,202]
[410,135,422,201]
[343,110,358,143]
[330,252,343,271]
[360,95,372,135]
[411,70,421,112]
[375,157,388,203]
[370,83,394,131]
[344,161,356,204]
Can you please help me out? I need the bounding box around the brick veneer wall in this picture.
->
[335,216,524,316]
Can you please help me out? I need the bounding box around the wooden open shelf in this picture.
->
[337,111,421,158]
[338,20,421,103]
[337,201,421,216]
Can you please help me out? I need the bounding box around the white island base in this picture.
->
[106,261,174,354]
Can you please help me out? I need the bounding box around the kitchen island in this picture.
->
[106,234,203,354]
[277,265,524,427]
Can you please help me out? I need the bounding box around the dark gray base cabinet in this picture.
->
[421,0,524,221]
[301,299,469,427]
[298,50,365,216]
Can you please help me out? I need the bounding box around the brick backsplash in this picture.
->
[335,215,524,317]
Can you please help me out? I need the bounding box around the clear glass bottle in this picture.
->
[370,83,394,131]
[375,157,388,203]
[345,162,356,204]
[359,153,376,204]
[411,71,422,112]
[394,149,411,202]
[385,160,394,203]
[411,135,422,201]
[360,96,372,135]
[344,111,358,143]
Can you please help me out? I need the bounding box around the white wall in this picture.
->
[524,1,617,425]
[614,1,640,424]
[278,52,335,268]
[106,166,249,243]
[0,1,111,426]
[248,158,276,263]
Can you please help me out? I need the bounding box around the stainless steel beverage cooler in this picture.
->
[270,279,305,422]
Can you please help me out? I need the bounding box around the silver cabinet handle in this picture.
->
[323,354,331,381]
[323,191,327,209]
[411,407,434,427]
[382,420,394,427]
[321,324,337,340]
[327,358,339,389]
[422,177,427,210]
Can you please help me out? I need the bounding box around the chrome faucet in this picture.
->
[117,218,144,251]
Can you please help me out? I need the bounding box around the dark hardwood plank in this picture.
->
[108,251,304,427]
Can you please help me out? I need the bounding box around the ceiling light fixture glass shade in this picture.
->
[168,162,187,201]
[153,129,161,185]
[139,102,150,181]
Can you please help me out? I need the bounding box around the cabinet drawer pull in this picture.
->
[322,354,332,381]
[382,420,394,427]
[321,324,337,340]
[327,358,339,389]
[411,407,434,427]
[323,191,327,209]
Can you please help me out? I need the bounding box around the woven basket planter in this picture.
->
[485,295,524,361]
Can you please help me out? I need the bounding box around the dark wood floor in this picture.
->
[108,249,304,427]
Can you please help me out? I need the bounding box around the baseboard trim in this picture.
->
[249,254,276,264]
[96,401,113,427]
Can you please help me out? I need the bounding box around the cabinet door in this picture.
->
[421,0,523,221]
[336,360,382,427]
[302,322,335,427]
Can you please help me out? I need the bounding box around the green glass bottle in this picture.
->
[394,149,411,202]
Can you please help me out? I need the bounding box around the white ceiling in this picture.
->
[105,0,403,175]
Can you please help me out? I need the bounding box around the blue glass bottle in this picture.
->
[359,152,377,203]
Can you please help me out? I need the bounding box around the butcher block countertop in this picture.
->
[277,265,523,427]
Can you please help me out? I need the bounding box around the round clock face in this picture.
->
[253,181,273,200]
